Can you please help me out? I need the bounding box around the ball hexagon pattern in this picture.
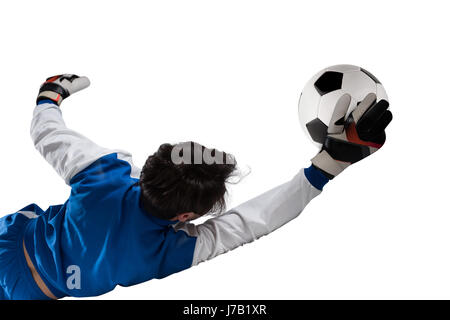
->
[298,64,389,148]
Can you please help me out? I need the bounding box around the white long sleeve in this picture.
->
[174,169,322,266]
[30,103,141,184]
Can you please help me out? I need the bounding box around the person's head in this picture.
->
[139,142,237,222]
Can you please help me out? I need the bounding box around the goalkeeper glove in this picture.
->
[36,74,90,106]
[311,92,393,179]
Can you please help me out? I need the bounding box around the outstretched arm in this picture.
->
[172,93,392,269]
[175,166,327,266]
[31,74,140,184]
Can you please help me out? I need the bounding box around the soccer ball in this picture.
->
[298,64,388,148]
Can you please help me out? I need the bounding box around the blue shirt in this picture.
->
[23,153,197,298]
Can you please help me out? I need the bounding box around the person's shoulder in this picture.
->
[69,152,138,189]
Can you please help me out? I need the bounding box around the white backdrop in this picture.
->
[0,0,449,299]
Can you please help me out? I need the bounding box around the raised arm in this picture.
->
[31,74,140,184]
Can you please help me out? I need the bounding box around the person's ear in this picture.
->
[176,212,197,222]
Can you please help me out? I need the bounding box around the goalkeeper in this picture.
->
[0,75,392,299]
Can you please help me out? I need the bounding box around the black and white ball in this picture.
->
[298,64,389,148]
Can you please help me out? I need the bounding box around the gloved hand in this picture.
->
[311,92,393,179]
[36,74,90,106]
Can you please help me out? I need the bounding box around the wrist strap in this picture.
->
[36,82,70,105]
[311,150,350,178]
[36,91,63,105]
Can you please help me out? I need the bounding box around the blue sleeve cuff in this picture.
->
[304,165,329,191]
[37,99,58,106]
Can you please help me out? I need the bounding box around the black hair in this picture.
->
[139,142,237,220]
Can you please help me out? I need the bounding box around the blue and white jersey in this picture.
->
[23,153,197,298]
[22,101,326,298]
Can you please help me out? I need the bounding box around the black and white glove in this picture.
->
[36,74,90,106]
[312,93,393,179]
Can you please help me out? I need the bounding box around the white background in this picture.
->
[0,0,449,299]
